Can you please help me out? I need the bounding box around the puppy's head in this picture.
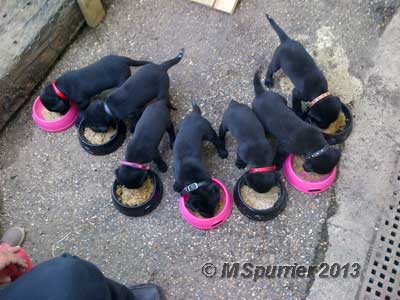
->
[308,95,341,129]
[244,171,278,193]
[186,182,220,218]
[303,147,341,174]
[83,100,113,132]
[115,165,148,189]
[39,84,70,114]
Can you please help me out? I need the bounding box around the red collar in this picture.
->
[51,81,69,101]
[120,160,150,170]
[248,165,276,173]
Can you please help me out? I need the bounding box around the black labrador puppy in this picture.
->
[115,100,175,189]
[173,101,228,218]
[82,49,184,133]
[219,100,278,193]
[40,55,150,114]
[264,14,341,129]
[253,70,341,174]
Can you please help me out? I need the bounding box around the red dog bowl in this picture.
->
[32,96,78,132]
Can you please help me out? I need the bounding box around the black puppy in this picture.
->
[264,14,341,129]
[40,55,150,114]
[82,49,184,133]
[253,70,341,174]
[173,102,228,218]
[115,100,175,189]
[219,100,278,193]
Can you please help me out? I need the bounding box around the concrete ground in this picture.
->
[0,1,399,299]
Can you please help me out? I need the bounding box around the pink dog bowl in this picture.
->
[32,96,78,132]
[282,154,337,194]
[179,177,233,230]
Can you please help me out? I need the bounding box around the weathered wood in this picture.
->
[77,0,105,28]
[213,0,239,14]
[190,0,239,14]
[0,0,85,130]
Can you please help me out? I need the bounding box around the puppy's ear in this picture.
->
[173,182,184,193]
[303,160,313,172]
[332,148,342,164]
[185,196,197,211]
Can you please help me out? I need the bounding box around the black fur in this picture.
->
[252,70,341,174]
[172,102,228,218]
[40,55,150,113]
[219,100,278,193]
[82,49,184,133]
[264,14,341,129]
[115,101,175,189]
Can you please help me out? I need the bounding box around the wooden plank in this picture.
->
[213,0,239,14]
[190,0,239,14]
[77,0,105,28]
[0,0,85,130]
[191,0,216,7]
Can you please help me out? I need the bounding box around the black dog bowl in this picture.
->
[78,119,127,156]
[304,103,353,145]
[111,171,163,217]
[233,174,288,221]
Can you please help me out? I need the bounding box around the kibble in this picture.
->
[240,185,280,210]
[323,111,346,135]
[42,107,62,121]
[84,127,116,145]
[115,177,153,206]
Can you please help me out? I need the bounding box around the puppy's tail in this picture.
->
[126,58,152,66]
[253,68,265,96]
[191,99,202,114]
[160,49,185,70]
[266,14,289,43]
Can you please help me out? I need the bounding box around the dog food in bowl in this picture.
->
[240,185,280,210]
[322,111,346,135]
[83,127,117,145]
[187,196,224,218]
[115,177,154,206]
[42,108,62,121]
[292,155,324,181]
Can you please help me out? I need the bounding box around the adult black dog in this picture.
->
[219,100,278,193]
[173,102,228,218]
[115,100,175,189]
[82,49,184,133]
[253,70,341,174]
[40,55,150,114]
[264,14,341,129]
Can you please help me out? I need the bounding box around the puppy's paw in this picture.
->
[158,162,168,173]
[173,182,183,192]
[235,160,246,169]
[264,77,274,88]
[218,148,228,159]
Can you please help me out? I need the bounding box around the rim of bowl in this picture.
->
[180,177,231,222]
[286,154,337,186]
[33,96,75,123]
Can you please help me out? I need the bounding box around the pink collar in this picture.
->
[51,81,69,101]
[120,160,150,170]
[248,165,276,173]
